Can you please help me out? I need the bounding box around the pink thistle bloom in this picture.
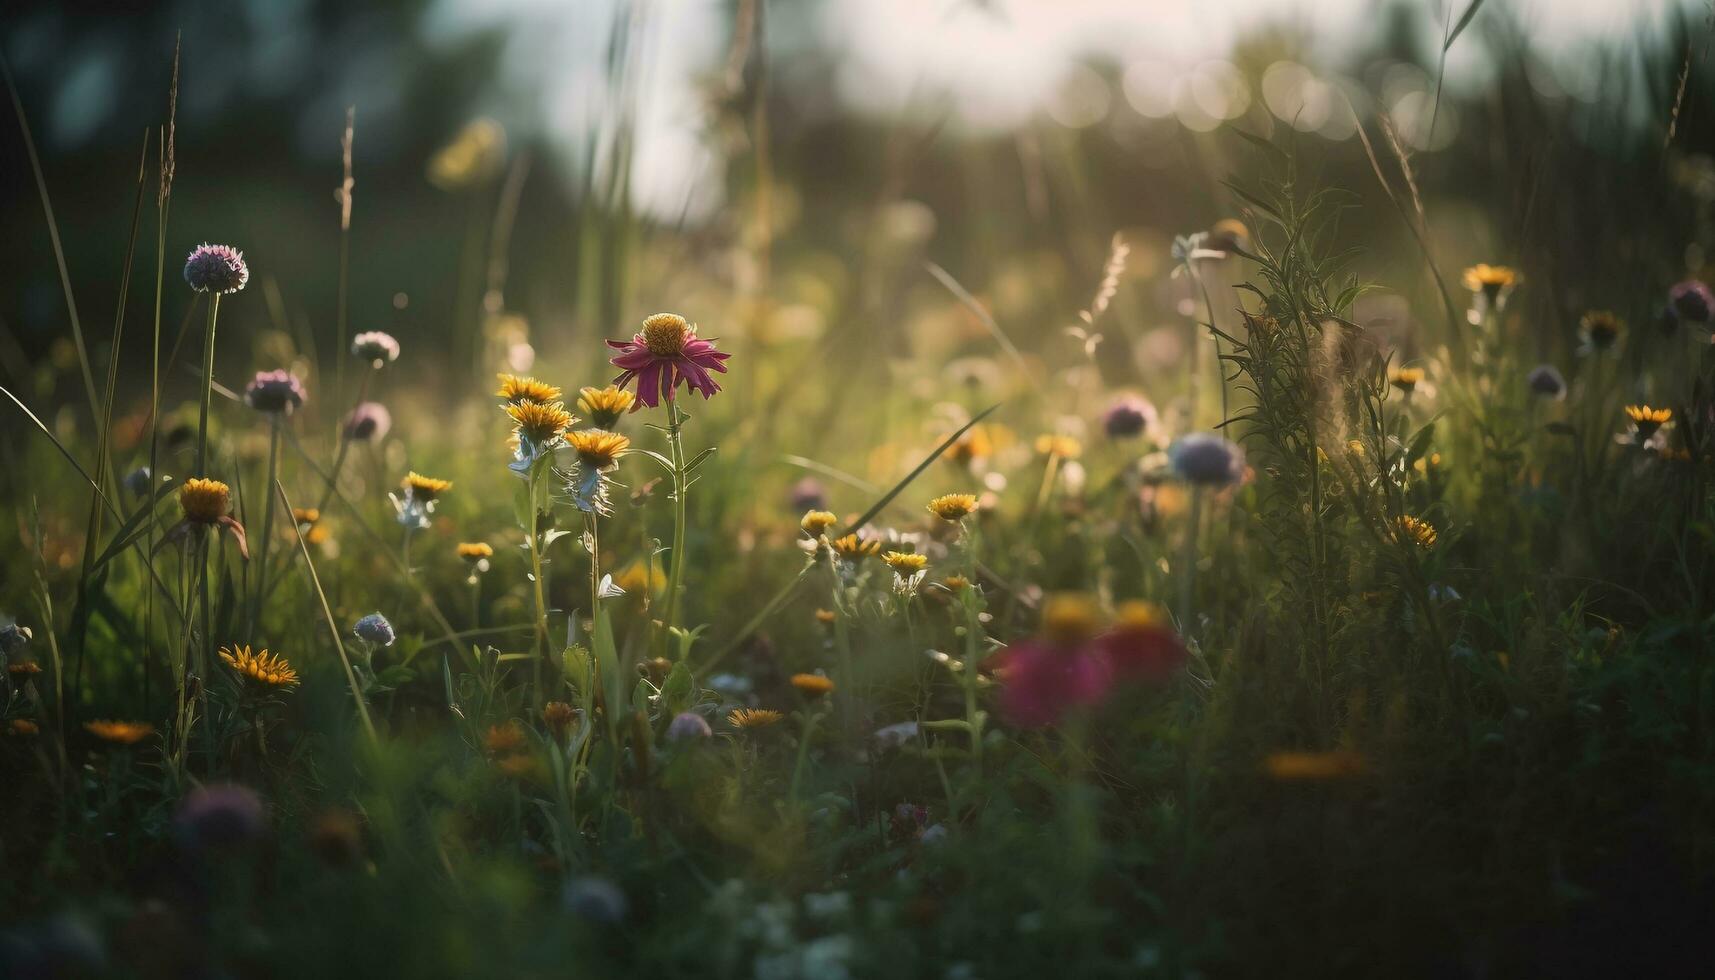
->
[606,312,730,410]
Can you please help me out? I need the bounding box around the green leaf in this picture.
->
[1403,419,1437,467]
[660,661,694,716]
[88,476,179,572]
[684,447,717,473]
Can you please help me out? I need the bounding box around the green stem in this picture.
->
[1179,485,1203,628]
[195,293,221,475]
[660,403,690,648]
[315,367,372,515]
[527,467,551,710]
[251,414,281,640]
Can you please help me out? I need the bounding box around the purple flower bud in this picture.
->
[351,331,400,365]
[1669,280,1715,325]
[183,243,249,294]
[789,477,827,513]
[353,613,395,647]
[665,711,712,741]
[1526,364,1566,400]
[1102,395,1157,439]
[244,370,306,415]
[1168,434,1245,487]
[343,402,392,442]
[174,784,265,848]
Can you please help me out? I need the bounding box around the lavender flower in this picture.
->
[1168,434,1245,487]
[1526,364,1566,400]
[352,613,395,647]
[174,784,265,848]
[351,331,400,365]
[790,477,827,513]
[1102,394,1158,440]
[1668,280,1715,326]
[244,370,306,415]
[343,401,392,442]
[182,243,249,294]
[665,711,712,741]
[122,466,153,498]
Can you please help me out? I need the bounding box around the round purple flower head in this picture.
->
[351,331,400,365]
[343,401,392,442]
[1168,433,1245,487]
[245,370,305,415]
[1102,394,1158,440]
[183,243,249,294]
[1668,280,1715,326]
[353,613,395,647]
[174,783,265,849]
[1526,364,1566,400]
[789,477,827,514]
[665,711,713,741]
[123,466,153,498]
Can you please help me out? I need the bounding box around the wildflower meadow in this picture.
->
[2,1,1714,976]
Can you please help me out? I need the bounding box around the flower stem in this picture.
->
[1179,485,1203,629]
[315,366,372,515]
[660,402,690,651]
[527,467,551,710]
[250,413,281,641]
[194,293,221,475]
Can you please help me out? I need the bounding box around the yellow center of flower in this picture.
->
[1041,593,1100,646]
[458,542,494,560]
[641,312,691,357]
[179,478,231,524]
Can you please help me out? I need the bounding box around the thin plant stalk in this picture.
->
[659,401,690,648]
[1179,485,1204,629]
[195,293,222,474]
[526,467,552,710]
[275,481,377,746]
[250,413,282,639]
[314,366,372,515]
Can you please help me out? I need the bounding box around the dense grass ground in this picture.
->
[4,8,1715,978]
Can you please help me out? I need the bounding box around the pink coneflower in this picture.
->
[993,595,1187,728]
[244,370,305,414]
[606,312,730,409]
[183,243,249,294]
